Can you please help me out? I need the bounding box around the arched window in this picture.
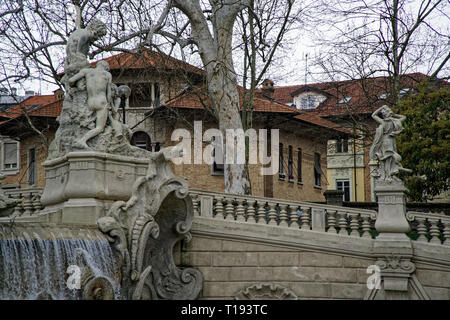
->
[130,131,152,151]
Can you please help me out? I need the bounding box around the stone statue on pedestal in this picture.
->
[370,105,411,182]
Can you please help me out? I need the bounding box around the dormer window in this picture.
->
[300,95,316,109]
[379,92,389,100]
[338,96,352,104]
[399,88,411,95]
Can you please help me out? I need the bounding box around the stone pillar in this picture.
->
[371,179,417,299]
[323,189,344,206]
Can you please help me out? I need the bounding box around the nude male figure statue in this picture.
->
[68,60,112,149]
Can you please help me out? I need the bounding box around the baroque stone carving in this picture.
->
[370,105,411,182]
[48,19,148,160]
[98,147,203,300]
[234,284,298,300]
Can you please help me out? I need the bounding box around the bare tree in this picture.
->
[0,0,306,195]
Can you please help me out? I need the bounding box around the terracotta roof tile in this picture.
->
[0,95,56,119]
[164,86,350,135]
[273,73,436,117]
[93,49,205,76]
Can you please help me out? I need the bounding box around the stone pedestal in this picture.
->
[369,179,425,299]
[39,151,149,226]
[374,180,410,234]
[323,189,344,206]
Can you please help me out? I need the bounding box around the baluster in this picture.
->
[267,202,278,226]
[224,197,235,220]
[337,211,348,235]
[442,221,450,246]
[428,218,441,244]
[257,201,266,224]
[235,198,246,222]
[278,204,289,227]
[22,193,33,216]
[326,210,338,233]
[300,206,311,230]
[349,212,360,237]
[32,193,43,213]
[361,215,372,238]
[289,205,300,228]
[215,196,224,218]
[192,196,200,216]
[415,217,428,242]
[246,200,256,223]
[12,193,23,217]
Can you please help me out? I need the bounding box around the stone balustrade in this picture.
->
[190,189,450,245]
[3,187,449,245]
[4,188,44,217]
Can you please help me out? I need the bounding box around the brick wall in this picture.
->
[162,118,329,202]
[2,131,54,188]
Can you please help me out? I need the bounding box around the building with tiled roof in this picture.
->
[145,83,351,201]
[271,73,447,202]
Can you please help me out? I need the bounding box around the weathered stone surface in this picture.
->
[300,252,343,267]
[213,252,258,267]
[184,237,222,251]
[343,256,374,268]
[423,286,450,300]
[272,267,316,282]
[258,252,299,266]
[182,252,213,267]
[221,239,292,252]
[331,283,367,299]
[234,283,298,300]
[290,282,331,298]
[415,269,450,287]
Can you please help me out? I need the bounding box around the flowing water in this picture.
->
[0,226,122,300]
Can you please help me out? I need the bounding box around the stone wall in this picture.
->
[175,233,450,300]
[176,235,375,299]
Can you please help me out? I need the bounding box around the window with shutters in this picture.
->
[2,140,19,172]
[314,153,322,187]
[29,148,36,186]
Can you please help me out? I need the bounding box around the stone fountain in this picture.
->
[0,19,202,300]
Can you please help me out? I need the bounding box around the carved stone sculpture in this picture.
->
[234,284,297,300]
[369,105,411,182]
[47,19,148,160]
[62,19,107,90]
[98,146,203,300]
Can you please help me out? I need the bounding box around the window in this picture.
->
[130,131,152,151]
[297,148,302,184]
[212,137,224,175]
[379,92,389,100]
[337,180,351,201]
[338,96,352,104]
[399,88,411,96]
[154,142,161,152]
[314,153,322,187]
[154,83,161,107]
[2,141,19,171]
[29,148,36,186]
[300,95,316,110]
[336,139,349,153]
[288,145,293,181]
[279,143,285,179]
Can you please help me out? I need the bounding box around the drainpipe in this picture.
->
[353,125,357,202]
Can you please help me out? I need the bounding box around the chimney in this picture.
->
[261,79,275,99]
[54,88,64,101]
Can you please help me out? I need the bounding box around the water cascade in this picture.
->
[0,226,122,300]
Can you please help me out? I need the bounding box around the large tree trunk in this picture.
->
[174,0,252,195]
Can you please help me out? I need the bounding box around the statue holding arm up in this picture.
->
[369,105,411,182]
